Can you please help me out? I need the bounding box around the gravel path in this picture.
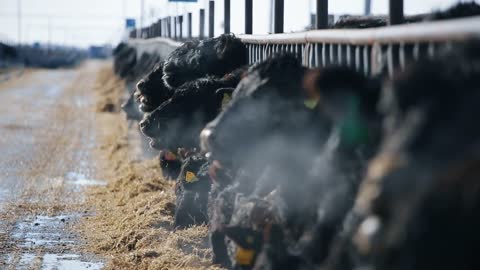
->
[0,62,106,269]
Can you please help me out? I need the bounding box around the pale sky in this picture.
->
[0,0,474,48]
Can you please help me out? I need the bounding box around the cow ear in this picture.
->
[216,88,235,109]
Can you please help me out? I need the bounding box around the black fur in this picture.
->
[162,34,247,89]
[174,155,211,228]
[140,67,244,150]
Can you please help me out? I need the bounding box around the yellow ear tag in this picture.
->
[304,98,319,109]
[185,171,199,183]
[235,247,255,266]
[221,93,232,109]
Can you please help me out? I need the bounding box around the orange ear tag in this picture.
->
[185,171,198,183]
[235,247,255,266]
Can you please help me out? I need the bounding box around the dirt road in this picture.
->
[0,62,105,269]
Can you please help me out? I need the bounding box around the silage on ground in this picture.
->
[77,65,221,270]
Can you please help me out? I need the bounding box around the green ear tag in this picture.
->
[339,96,370,148]
[304,98,319,110]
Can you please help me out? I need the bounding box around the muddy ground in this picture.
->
[0,62,105,269]
[0,62,219,269]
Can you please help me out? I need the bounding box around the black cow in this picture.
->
[158,150,183,180]
[121,53,162,121]
[0,43,18,59]
[126,52,160,83]
[333,2,480,29]
[202,55,384,269]
[348,40,480,270]
[140,67,245,151]
[333,15,424,29]
[200,54,325,171]
[249,65,381,269]
[121,91,144,121]
[113,43,137,79]
[134,34,246,116]
[135,61,174,113]
[425,1,480,21]
[162,34,247,89]
[200,54,332,269]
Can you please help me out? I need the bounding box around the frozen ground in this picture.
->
[0,62,106,269]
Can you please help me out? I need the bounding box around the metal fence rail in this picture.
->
[128,16,480,77]
[240,15,480,76]
[128,37,182,59]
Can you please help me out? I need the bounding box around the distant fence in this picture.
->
[128,15,480,77]
[129,0,412,41]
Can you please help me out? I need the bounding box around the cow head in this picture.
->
[140,78,235,150]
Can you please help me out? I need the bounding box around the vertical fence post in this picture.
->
[209,0,215,38]
[179,15,183,40]
[161,18,165,38]
[168,17,172,38]
[164,18,167,38]
[365,0,372,15]
[200,9,205,39]
[316,0,328,29]
[168,16,173,38]
[174,16,177,40]
[159,19,162,37]
[188,12,192,39]
[274,0,284,33]
[389,0,404,25]
[224,0,231,33]
[245,0,253,34]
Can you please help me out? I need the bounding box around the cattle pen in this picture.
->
[2,0,480,269]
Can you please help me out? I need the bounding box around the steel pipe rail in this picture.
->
[239,16,480,45]
[240,16,480,76]
[129,37,182,59]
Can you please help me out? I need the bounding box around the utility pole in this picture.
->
[17,0,22,44]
